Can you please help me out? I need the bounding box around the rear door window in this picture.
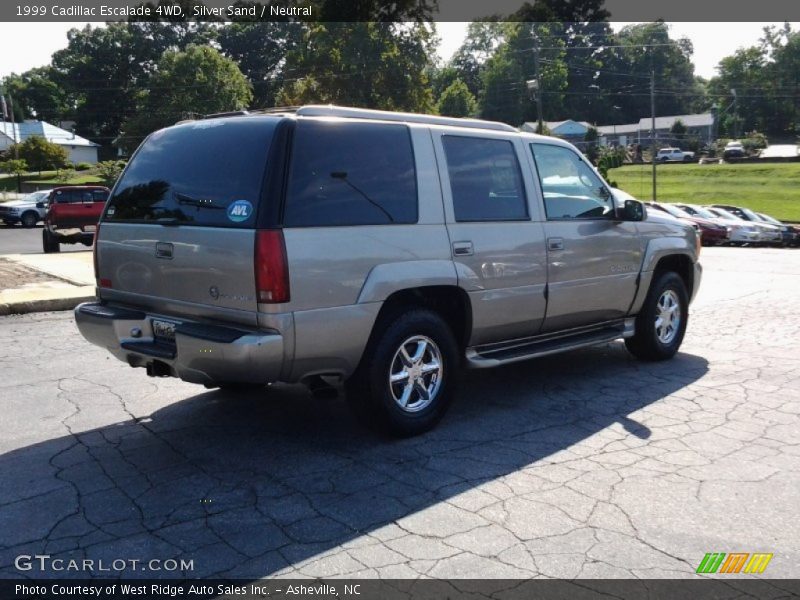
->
[283,120,418,227]
[104,118,276,228]
[441,136,528,222]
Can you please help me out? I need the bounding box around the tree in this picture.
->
[218,21,302,108]
[95,160,126,187]
[50,21,217,157]
[1,68,69,124]
[0,158,28,192]
[275,22,435,113]
[12,137,68,173]
[437,80,477,117]
[121,45,253,150]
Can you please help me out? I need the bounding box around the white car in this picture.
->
[0,190,52,228]
[656,147,695,163]
[704,207,767,245]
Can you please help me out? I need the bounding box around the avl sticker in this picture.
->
[227,200,253,223]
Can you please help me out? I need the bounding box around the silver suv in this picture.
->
[75,106,702,435]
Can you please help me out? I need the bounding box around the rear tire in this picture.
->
[625,271,688,361]
[346,308,458,437]
[42,230,61,253]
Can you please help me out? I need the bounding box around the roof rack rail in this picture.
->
[203,110,250,119]
[295,105,518,133]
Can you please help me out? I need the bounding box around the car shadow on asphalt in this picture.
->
[0,342,708,579]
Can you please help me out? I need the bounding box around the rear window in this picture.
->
[53,189,107,204]
[104,118,276,227]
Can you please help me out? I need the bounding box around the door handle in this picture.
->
[548,237,565,251]
[452,241,474,256]
[155,242,174,259]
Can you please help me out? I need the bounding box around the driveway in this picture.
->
[0,247,798,580]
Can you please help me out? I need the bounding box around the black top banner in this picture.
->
[2,0,800,22]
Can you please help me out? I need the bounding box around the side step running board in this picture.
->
[466,318,635,369]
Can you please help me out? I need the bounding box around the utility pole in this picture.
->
[651,69,657,201]
[533,44,544,134]
[730,88,738,139]
[8,94,19,160]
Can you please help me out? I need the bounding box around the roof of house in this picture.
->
[0,120,99,147]
[521,119,592,135]
[637,113,714,130]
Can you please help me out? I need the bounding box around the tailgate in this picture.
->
[97,223,258,326]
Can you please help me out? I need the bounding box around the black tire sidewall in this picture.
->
[21,212,38,228]
[633,272,689,360]
[359,309,458,436]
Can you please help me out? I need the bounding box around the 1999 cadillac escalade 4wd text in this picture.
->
[75,106,702,436]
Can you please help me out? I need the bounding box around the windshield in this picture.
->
[758,214,780,225]
[740,207,761,221]
[104,117,277,228]
[24,191,49,203]
[710,208,743,222]
[685,205,717,219]
[658,203,692,219]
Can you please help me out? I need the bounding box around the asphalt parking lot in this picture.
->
[0,246,798,580]
[0,224,89,255]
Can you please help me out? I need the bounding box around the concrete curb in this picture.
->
[0,295,95,316]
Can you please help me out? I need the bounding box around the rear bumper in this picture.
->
[75,302,284,385]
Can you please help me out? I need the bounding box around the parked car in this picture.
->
[75,105,702,436]
[645,201,728,246]
[755,212,800,247]
[710,204,783,246]
[42,186,110,253]
[656,147,695,162]
[0,190,51,227]
[723,141,746,160]
[704,207,767,245]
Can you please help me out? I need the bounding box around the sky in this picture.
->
[0,21,796,81]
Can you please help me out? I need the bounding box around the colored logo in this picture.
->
[696,552,773,574]
[227,199,253,222]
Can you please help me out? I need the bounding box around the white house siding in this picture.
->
[65,145,98,165]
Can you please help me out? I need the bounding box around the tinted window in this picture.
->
[104,118,276,227]
[92,189,109,202]
[530,143,614,220]
[283,121,417,227]
[442,136,527,222]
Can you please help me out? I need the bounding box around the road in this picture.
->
[0,247,798,580]
[0,224,89,254]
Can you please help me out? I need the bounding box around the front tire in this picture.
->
[346,308,458,437]
[625,271,689,361]
[21,211,39,228]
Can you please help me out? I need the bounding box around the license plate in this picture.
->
[152,319,176,341]
[84,225,97,232]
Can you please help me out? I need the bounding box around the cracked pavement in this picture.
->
[0,247,798,580]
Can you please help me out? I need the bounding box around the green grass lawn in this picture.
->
[0,171,103,192]
[608,162,800,222]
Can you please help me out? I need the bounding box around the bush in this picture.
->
[75,162,93,171]
[742,131,768,154]
[10,136,68,173]
[95,160,126,187]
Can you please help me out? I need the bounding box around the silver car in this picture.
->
[75,106,702,436]
[0,190,51,227]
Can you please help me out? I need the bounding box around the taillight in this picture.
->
[255,230,290,303]
[93,222,112,288]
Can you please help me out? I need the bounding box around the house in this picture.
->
[521,119,592,141]
[598,113,715,148]
[0,120,100,164]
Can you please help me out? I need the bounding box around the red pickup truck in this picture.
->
[41,186,110,253]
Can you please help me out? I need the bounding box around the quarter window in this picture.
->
[530,143,614,220]
[442,136,528,222]
[283,120,418,227]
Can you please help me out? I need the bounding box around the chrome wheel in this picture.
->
[389,335,443,413]
[655,289,681,344]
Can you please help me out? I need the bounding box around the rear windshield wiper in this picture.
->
[174,192,226,210]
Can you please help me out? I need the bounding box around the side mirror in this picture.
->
[616,199,645,222]
[36,202,45,208]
